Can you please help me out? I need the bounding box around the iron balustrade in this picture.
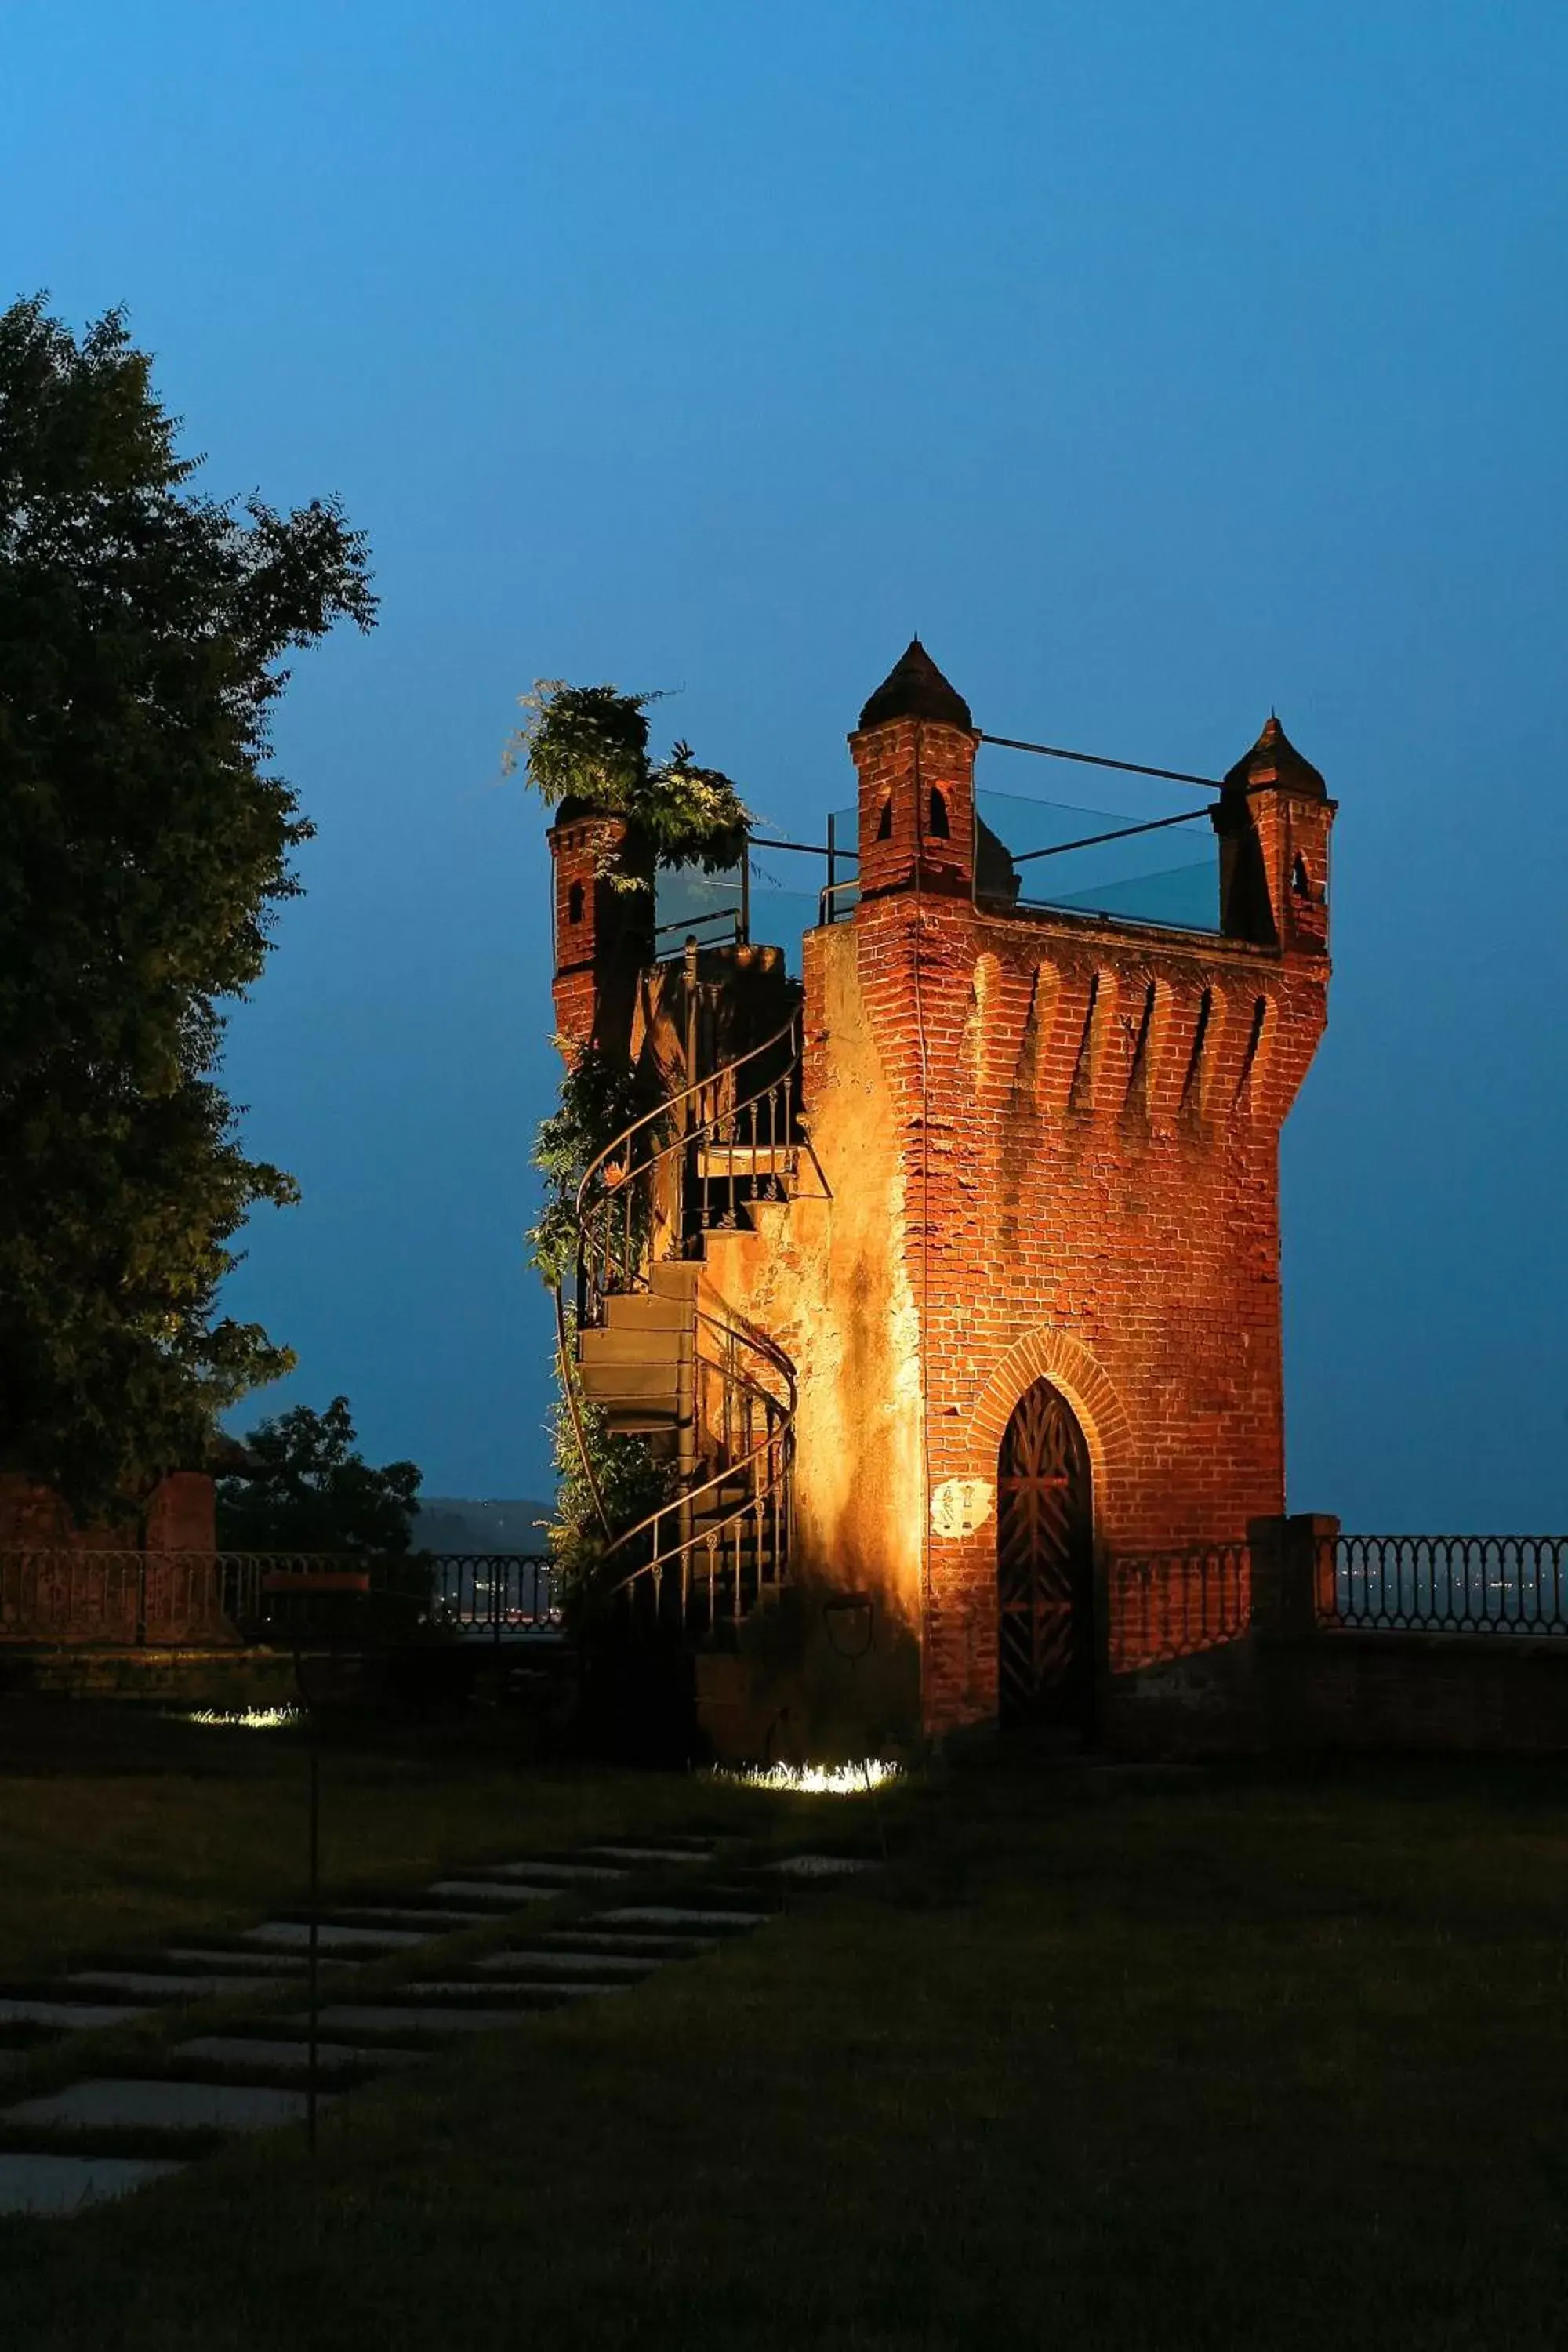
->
[0,1551,563,1649]
[424,1553,562,1639]
[573,1009,804,1330]
[1109,1544,1250,1671]
[1328,1536,1568,1636]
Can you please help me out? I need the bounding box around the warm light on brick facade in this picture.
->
[550,643,1334,1750]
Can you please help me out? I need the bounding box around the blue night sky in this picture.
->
[4,2,1565,1526]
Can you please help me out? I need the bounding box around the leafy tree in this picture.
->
[216,1396,419,1555]
[0,296,375,1520]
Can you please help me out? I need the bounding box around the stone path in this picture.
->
[0,1836,873,2220]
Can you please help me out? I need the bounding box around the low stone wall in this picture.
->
[1102,1516,1568,1759]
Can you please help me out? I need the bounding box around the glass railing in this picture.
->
[652,777,1224,968]
[653,861,827,980]
[975,786,1221,935]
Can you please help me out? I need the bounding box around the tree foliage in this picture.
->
[216,1396,420,1556]
[0,297,375,1519]
[509,681,752,884]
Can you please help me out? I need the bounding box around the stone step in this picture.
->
[582,1845,713,1865]
[426,1881,556,1907]
[693,1145,799,1181]
[599,1406,684,1436]
[174,2037,430,2076]
[574,1361,684,1414]
[485,1860,629,1884]
[579,1326,690,1369]
[162,1948,316,1975]
[325,1907,495,1932]
[0,1997,155,2030]
[648,1261,701,1303]
[477,1950,656,1978]
[0,2152,184,2218]
[3,2077,333,2136]
[244,1922,428,1952]
[66,1971,280,2000]
[404,1979,630,2002]
[594,1906,764,1930]
[540,1930,717,1958]
[601,1291,692,1334]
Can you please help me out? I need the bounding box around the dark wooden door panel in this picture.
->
[996,1378,1092,1724]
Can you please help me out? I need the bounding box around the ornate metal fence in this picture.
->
[1109,1543,1250,1671]
[425,1554,561,1640]
[0,1551,562,1648]
[1327,1536,1568,1637]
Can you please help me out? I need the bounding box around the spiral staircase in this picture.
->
[557,1013,803,1639]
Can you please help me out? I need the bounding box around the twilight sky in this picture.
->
[4,2,1566,1526]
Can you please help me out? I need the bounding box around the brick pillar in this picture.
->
[1249,1512,1340,1637]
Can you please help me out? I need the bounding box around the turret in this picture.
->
[848,640,980,901]
[546,799,655,1064]
[1213,716,1334,955]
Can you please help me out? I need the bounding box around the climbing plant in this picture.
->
[527,1041,673,1588]
[515,681,753,1588]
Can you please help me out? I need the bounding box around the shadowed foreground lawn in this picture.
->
[0,1703,794,1982]
[5,1751,1568,2350]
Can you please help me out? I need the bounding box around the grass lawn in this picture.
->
[0,1700,798,1982]
[5,1737,1568,2349]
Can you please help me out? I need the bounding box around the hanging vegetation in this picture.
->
[509,681,752,885]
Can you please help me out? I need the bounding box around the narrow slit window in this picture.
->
[1290,853,1311,898]
[877,796,894,840]
[928,787,950,839]
[567,880,585,924]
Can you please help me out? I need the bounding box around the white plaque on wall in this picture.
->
[929,1477,994,1539]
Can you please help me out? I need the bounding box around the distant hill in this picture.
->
[414,1496,555,1553]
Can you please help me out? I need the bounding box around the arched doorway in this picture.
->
[996,1377,1094,1728]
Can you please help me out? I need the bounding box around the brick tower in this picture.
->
[550,644,1333,1753]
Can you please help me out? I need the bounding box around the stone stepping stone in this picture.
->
[426,1881,554,1906]
[487,1860,629,1882]
[0,2151,183,2218]
[244,1922,427,1952]
[765,1854,877,1878]
[175,2037,430,2075]
[162,1948,315,1974]
[595,1907,764,1929]
[583,1846,713,1864]
[0,1998,154,2030]
[405,1979,629,2002]
[67,1971,278,2000]
[313,2004,539,2036]
[4,2077,331,2134]
[326,1907,494,1930]
[540,1929,717,1958]
[477,1950,655,1977]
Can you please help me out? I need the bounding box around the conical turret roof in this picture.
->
[1223,713,1326,799]
[858,639,973,732]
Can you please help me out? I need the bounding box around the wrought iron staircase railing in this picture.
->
[558,1012,803,1632]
